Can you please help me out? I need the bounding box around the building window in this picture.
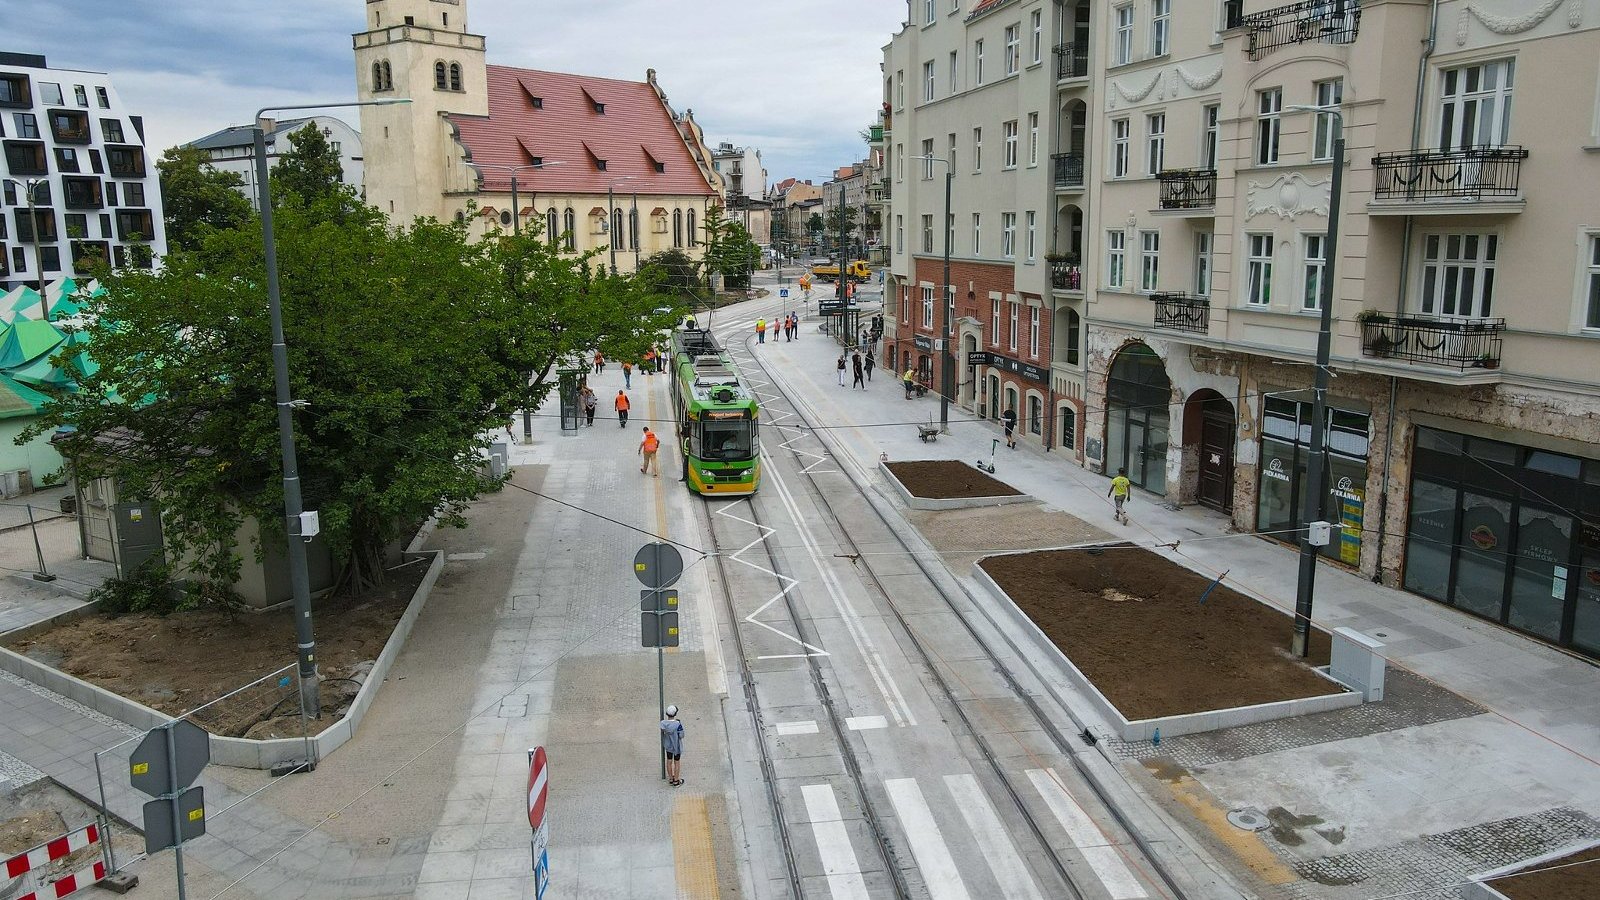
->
[449,63,463,91]
[1420,233,1497,318]
[1247,233,1274,305]
[672,209,683,247]
[564,209,576,250]
[1060,406,1077,449]
[974,39,985,85]
[1114,5,1134,66]
[1313,79,1343,161]
[896,70,905,109]
[95,86,109,108]
[1152,0,1171,56]
[1140,230,1160,292]
[1202,104,1219,170]
[1439,60,1515,149]
[1112,118,1130,177]
[1107,231,1126,288]
[970,213,982,255]
[546,208,559,243]
[54,148,79,173]
[896,215,904,254]
[1066,308,1081,365]
[1031,10,1043,64]
[896,144,904,181]
[922,215,934,253]
[991,297,1001,345]
[1146,113,1166,175]
[921,138,935,179]
[1003,120,1018,168]
[947,213,956,253]
[1259,399,1370,567]
[1257,88,1282,165]
[949,132,958,171]
[687,208,698,246]
[1027,112,1039,166]
[1005,25,1021,76]
[1025,211,1036,261]
[925,0,936,24]
[1002,212,1017,258]
[922,286,935,328]
[15,113,38,138]
[39,82,63,105]
[1586,236,1600,330]
[949,51,959,93]
[924,60,936,102]
[973,127,983,172]
[434,62,448,90]
[124,182,145,206]
[1303,234,1327,311]
[1195,231,1213,296]
[1026,394,1041,434]
[1029,306,1041,357]
[74,84,88,107]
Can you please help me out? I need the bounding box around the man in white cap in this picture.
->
[660,705,685,786]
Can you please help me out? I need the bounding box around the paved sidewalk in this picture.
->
[725,300,1600,897]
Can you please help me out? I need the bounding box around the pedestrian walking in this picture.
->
[615,390,631,427]
[852,352,865,389]
[864,350,876,382]
[784,316,793,342]
[581,386,597,426]
[661,704,685,786]
[836,354,848,386]
[639,426,660,476]
[756,318,767,344]
[903,366,916,400]
[1001,406,1018,449]
[643,348,656,375]
[622,361,633,390]
[1108,468,1132,525]
[593,351,605,375]
[656,346,667,373]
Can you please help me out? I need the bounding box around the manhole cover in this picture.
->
[1228,808,1270,831]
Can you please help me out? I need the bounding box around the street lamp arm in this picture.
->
[254,98,411,122]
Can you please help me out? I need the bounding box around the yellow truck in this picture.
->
[810,259,872,283]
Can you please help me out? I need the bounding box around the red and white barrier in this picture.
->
[2,822,106,900]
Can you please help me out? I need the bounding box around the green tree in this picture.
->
[155,145,254,253]
[30,197,508,600]
[641,248,701,297]
[700,206,761,290]
[823,206,859,248]
[272,122,348,207]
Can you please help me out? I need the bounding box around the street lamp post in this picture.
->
[911,155,954,432]
[469,160,565,237]
[606,177,637,275]
[1285,103,1345,658]
[3,177,51,321]
[252,98,409,719]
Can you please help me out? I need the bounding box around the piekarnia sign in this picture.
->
[969,351,1049,386]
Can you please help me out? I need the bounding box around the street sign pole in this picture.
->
[165,725,187,900]
[634,543,684,781]
[657,643,666,780]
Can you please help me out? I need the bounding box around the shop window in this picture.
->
[1256,396,1368,564]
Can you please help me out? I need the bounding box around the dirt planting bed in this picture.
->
[4,562,428,737]
[1489,846,1600,900]
[980,545,1339,720]
[886,460,1022,500]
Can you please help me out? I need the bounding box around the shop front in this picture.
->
[1402,426,1600,658]
[1255,396,1370,566]
[1104,343,1171,494]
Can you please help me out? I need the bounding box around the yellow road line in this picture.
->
[671,794,722,899]
[1156,767,1298,886]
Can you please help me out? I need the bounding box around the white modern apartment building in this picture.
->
[883,0,1098,455]
[185,116,364,211]
[0,51,166,291]
[1084,0,1600,657]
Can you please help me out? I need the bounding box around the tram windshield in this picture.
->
[699,419,757,461]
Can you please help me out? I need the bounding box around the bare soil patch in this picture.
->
[886,460,1022,499]
[980,546,1339,720]
[0,780,139,881]
[4,562,428,737]
[1490,845,1600,900]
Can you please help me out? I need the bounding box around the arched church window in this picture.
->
[546,209,559,244]
[372,62,384,92]
[611,209,626,251]
[563,209,576,251]
[449,63,462,92]
[673,209,683,248]
[687,209,698,246]
[434,62,448,91]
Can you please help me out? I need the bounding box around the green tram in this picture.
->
[671,328,761,495]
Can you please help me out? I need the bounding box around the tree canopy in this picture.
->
[272,122,347,206]
[156,145,254,254]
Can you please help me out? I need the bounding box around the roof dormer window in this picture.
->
[654,161,666,173]
[596,159,607,171]
[593,102,605,114]
[532,97,543,109]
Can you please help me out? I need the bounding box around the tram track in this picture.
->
[711,319,1194,900]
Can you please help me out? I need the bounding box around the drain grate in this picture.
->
[1229,807,1270,831]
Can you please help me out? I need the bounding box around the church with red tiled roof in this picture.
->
[352,0,720,273]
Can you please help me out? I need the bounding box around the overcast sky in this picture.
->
[16,0,906,186]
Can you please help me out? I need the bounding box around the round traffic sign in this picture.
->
[528,746,549,830]
[633,542,683,589]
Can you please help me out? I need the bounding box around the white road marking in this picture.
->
[944,774,1046,900]
[446,551,487,561]
[845,715,887,731]
[713,501,829,659]
[883,778,971,900]
[801,784,871,900]
[1027,768,1148,899]
[775,720,819,735]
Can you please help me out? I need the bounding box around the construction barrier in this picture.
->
[2,821,106,900]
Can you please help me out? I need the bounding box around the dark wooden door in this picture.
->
[1197,408,1235,512]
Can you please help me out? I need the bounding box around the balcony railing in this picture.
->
[1370,146,1528,202]
[1049,260,1082,291]
[1052,153,1085,189]
[1360,315,1504,370]
[1053,43,1088,81]
[1157,169,1217,210]
[1241,0,1361,60]
[1152,293,1211,334]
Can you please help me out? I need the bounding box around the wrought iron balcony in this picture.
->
[1370,146,1528,203]
[1052,152,1085,189]
[1241,0,1361,61]
[1049,260,1082,291]
[1054,43,1088,81]
[1360,315,1504,370]
[1153,294,1211,334]
[1157,169,1217,210]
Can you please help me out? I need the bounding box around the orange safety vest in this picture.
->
[615,394,630,411]
[642,432,660,453]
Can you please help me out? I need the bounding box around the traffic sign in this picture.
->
[130,719,210,798]
[633,543,683,590]
[779,288,789,298]
[527,746,549,831]
[641,611,681,648]
[142,786,205,854]
[640,589,680,613]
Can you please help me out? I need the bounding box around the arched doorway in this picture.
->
[1105,343,1171,493]
[1184,389,1236,512]
[988,374,1001,420]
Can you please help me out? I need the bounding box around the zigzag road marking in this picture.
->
[726,343,836,475]
[713,498,828,660]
